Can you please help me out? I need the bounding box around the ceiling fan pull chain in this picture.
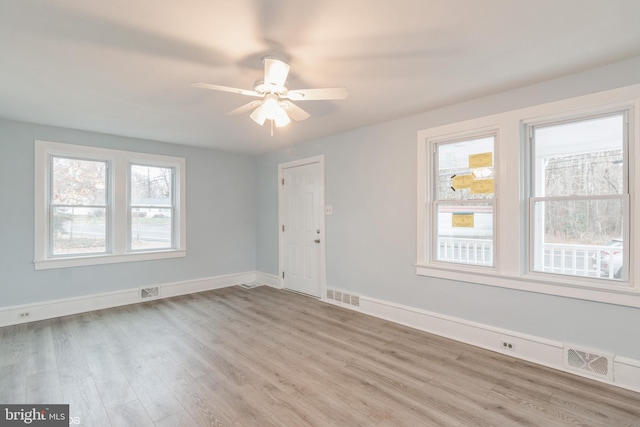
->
[271,119,274,137]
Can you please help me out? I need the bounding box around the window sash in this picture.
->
[432,199,496,267]
[50,155,108,205]
[528,195,628,281]
[49,206,108,257]
[430,133,497,268]
[128,207,175,252]
[527,110,630,283]
[529,111,628,197]
[48,155,110,257]
[127,164,176,252]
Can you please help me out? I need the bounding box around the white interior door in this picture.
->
[280,159,324,297]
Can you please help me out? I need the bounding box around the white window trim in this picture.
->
[35,141,186,270]
[417,84,640,308]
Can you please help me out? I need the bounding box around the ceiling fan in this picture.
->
[191,57,348,135]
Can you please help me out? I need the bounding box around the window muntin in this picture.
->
[529,112,628,282]
[129,164,174,251]
[50,156,108,256]
[433,135,496,266]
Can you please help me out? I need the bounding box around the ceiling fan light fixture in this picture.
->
[249,105,268,126]
[249,101,291,128]
[262,94,280,118]
[249,94,291,128]
[273,108,291,127]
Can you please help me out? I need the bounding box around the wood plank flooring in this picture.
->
[1,286,639,426]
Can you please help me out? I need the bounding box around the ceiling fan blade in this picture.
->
[264,58,290,88]
[282,101,310,121]
[287,87,348,101]
[227,100,263,116]
[191,82,260,97]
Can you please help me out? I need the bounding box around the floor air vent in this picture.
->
[140,286,160,300]
[563,345,614,381]
[326,288,360,308]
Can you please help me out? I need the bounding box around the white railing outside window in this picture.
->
[437,238,493,266]
[438,238,620,279]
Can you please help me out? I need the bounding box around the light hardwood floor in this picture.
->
[1,286,639,426]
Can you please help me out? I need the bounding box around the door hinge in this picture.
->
[282,271,285,279]
[282,224,285,232]
[281,178,285,185]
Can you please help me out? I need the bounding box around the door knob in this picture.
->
[314,239,321,243]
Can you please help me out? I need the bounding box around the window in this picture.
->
[129,164,174,251]
[527,112,628,282]
[51,156,109,256]
[417,84,640,307]
[433,134,496,267]
[35,141,186,269]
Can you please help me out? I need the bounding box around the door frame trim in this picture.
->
[278,155,326,298]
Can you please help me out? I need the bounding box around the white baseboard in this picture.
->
[0,271,257,327]
[255,271,281,289]
[354,295,640,393]
[161,272,255,298]
[3,270,638,394]
[614,357,640,392]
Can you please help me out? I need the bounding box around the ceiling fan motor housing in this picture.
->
[254,80,288,96]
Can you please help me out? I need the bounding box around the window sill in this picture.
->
[34,249,187,270]
[416,264,640,308]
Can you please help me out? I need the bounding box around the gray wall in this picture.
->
[0,118,256,307]
[256,56,640,359]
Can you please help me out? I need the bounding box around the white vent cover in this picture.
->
[563,345,614,381]
[140,286,159,299]
[325,288,360,308]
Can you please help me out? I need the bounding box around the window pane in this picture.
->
[533,114,624,197]
[131,210,173,250]
[130,165,172,206]
[531,199,624,280]
[52,207,106,255]
[436,203,493,266]
[52,157,106,205]
[437,136,494,201]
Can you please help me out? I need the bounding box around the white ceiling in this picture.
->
[1,1,639,155]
